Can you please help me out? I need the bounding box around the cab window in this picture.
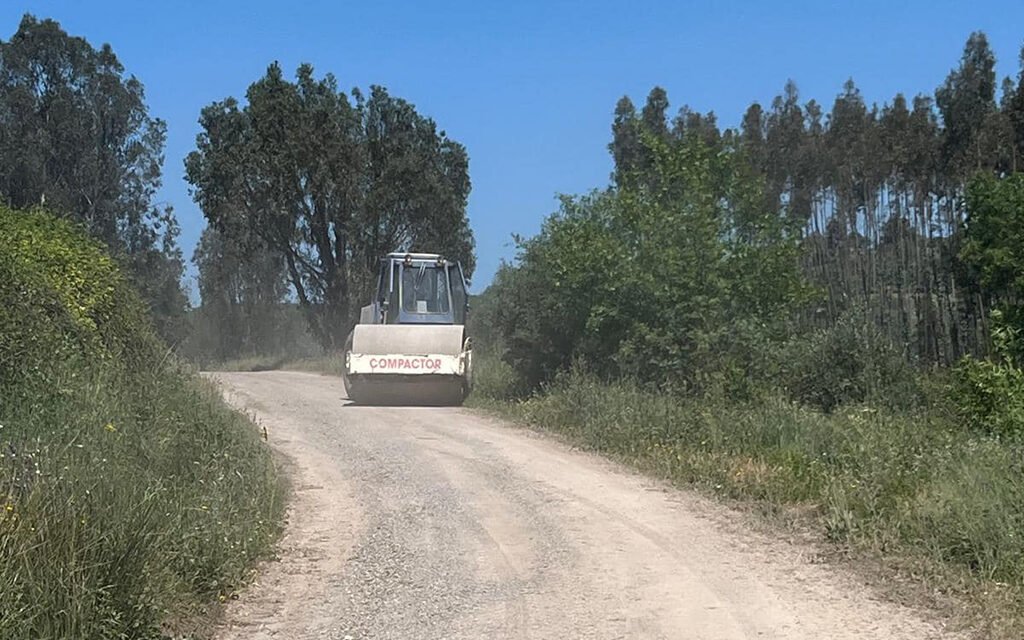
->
[401,265,450,313]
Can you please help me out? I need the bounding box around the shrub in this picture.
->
[780,313,920,413]
[469,349,527,402]
[949,315,1024,439]
[951,357,1024,438]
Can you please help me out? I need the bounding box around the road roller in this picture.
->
[342,252,472,405]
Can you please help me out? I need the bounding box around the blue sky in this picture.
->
[3,1,1024,296]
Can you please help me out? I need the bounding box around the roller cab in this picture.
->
[342,253,472,405]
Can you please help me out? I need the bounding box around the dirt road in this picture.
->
[212,371,955,640]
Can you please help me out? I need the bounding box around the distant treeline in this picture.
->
[475,32,1024,402]
[4,13,1023,378]
[609,32,1022,366]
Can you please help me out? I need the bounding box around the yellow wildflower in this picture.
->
[104,422,116,433]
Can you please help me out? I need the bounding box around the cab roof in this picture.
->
[384,252,446,261]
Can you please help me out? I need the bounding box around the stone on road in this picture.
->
[212,371,955,640]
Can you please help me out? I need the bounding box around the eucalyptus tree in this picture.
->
[1006,46,1024,170]
[936,32,999,176]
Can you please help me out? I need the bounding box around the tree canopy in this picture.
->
[0,15,186,341]
[186,63,474,350]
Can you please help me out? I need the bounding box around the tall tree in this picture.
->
[191,223,290,360]
[640,86,670,140]
[186,63,474,349]
[1007,46,1024,171]
[610,96,640,187]
[0,15,186,341]
[936,31,998,175]
[765,80,808,220]
[739,102,768,173]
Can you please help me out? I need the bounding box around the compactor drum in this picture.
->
[342,253,472,405]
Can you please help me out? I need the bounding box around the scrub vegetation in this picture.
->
[0,16,284,639]
[0,209,283,639]
[469,35,1024,637]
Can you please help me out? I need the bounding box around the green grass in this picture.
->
[468,351,1024,638]
[0,210,284,639]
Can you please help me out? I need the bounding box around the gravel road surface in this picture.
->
[211,371,956,640]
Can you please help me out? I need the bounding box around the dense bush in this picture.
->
[952,358,1024,438]
[960,175,1024,362]
[0,209,283,639]
[779,312,922,413]
[950,318,1024,438]
[484,135,807,396]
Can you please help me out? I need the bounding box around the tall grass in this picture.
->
[469,352,1024,637]
[0,210,283,638]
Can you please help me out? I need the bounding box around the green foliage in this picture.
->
[947,138,1024,443]
[0,209,282,638]
[0,15,188,343]
[185,65,474,350]
[0,15,164,241]
[486,131,807,394]
[950,314,1024,439]
[466,349,526,403]
[952,357,1024,438]
[780,312,921,413]
[485,193,628,390]
[961,173,1024,353]
[936,32,999,173]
